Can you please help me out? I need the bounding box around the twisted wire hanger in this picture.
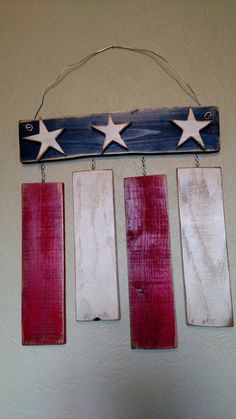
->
[34,44,201,119]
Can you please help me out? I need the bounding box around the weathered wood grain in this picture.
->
[73,170,120,321]
[19,106,219,163]
[124,175,177,349]
[177,168,233,327]
[22,183,66,345]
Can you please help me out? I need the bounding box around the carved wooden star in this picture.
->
[23,118,65,161]
[92,114,130,152]
[172,108,212,150]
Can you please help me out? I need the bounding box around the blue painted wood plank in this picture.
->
[19,106,219,163]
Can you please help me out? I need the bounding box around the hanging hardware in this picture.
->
[194,154,200,168]
[204,111,213,120]
[91,157,96,170]
[141,156,147,176]
[34,44,201,119]
[25,123,33,132]
[40,162,46,182]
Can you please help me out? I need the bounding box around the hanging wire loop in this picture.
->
[34,44,201,119]
[40,162,46,182]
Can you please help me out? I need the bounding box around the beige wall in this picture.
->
[1,1,236,418]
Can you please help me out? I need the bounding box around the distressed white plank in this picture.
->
[73,170,120,321]
[177,168,233,327]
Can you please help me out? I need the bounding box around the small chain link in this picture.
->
[194,154,200,168]
[141,156,147,176]
[40,162,46,182]
[91,157,96,170]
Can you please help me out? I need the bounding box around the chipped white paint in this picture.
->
[73,170,120,321]
[177,168,233,327]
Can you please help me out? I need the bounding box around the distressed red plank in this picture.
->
[124,175,177,349]
[22,183,66,345]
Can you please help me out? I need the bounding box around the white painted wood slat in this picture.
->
[73,170,120,321]
[177,168,233,327]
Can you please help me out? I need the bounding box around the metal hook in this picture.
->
[25,123,33,131]
[204,111,213,120]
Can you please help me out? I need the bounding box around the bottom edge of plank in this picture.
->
[76,317,120,322]
[131,344,178,350]
[22,339,66,346]
[187,321,234,327]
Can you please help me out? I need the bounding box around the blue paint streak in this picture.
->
[125,129,161,140]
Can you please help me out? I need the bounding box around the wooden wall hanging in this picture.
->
[124,174,177,349]
[177,168,233,327]
[20,45,230,346]
[19,106,219,163]
[73,169,120,321]
[22,183,66,345]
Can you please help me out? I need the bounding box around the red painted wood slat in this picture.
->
[124,175,177,349]
[22,183,66,345]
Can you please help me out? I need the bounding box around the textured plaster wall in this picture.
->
[1,1,236,418]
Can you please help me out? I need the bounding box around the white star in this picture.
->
[92,114,130,152]
[23,118,65,161]
[172,108,212,149]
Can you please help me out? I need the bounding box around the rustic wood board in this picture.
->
[19,106,219,163]
[124,175,177,349]
[177,168,233,327]
[22,183,66,345]
[73,170,120,321]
